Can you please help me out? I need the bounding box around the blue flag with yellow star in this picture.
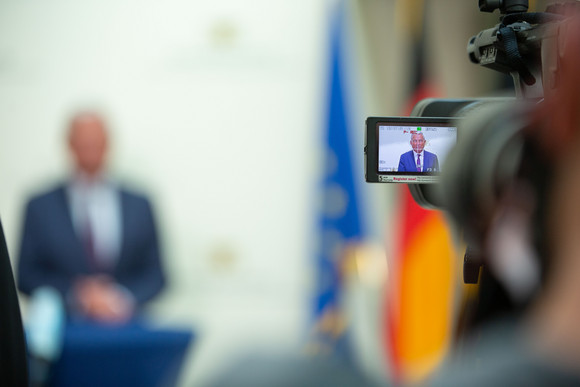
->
[312,1,364,354]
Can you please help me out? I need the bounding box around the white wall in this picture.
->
[0,1,338,385]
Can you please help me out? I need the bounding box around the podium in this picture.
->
[47,321,193,387]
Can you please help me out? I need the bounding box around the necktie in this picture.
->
[80,198,100,270]
[83,219,98,269]
[416,154,421,172]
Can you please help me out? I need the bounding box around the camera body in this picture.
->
[365,1,569,208]
[364,98,515,209]
[365,1,577,287]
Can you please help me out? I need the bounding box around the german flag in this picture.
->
[382,1,459,384]
[384,189,457,383]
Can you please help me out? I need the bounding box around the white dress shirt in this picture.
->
[67,173,122,268]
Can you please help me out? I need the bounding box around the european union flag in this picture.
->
[312,2,365,352]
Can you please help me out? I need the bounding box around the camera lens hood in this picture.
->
[440,100,535,248]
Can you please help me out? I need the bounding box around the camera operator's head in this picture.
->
[528,11,580,289]
[485,10,580,366]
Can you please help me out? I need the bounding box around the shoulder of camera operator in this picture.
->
[425,316,580,387]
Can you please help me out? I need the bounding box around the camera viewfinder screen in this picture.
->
[377,121,457,183]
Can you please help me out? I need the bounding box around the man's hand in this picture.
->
[74,275,135,324]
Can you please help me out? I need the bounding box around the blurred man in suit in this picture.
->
[17,111,166,324]
[398,132,439,172]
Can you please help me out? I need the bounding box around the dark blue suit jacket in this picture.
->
[17,184,165,311]
[398,150,439,172]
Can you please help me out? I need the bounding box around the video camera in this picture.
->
[364,0,575,284]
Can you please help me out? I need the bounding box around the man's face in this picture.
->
[68,115,108,176]
[411,134,425,154]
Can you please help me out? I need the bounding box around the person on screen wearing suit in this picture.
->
[398,132,440,172]
[17,111,166,324]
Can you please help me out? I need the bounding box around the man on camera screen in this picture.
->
[397,132,440,173]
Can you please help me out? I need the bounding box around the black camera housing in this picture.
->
[479,0,528,14]
[364,116,456,185]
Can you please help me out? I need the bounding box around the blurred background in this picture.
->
[0,0,545,385]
